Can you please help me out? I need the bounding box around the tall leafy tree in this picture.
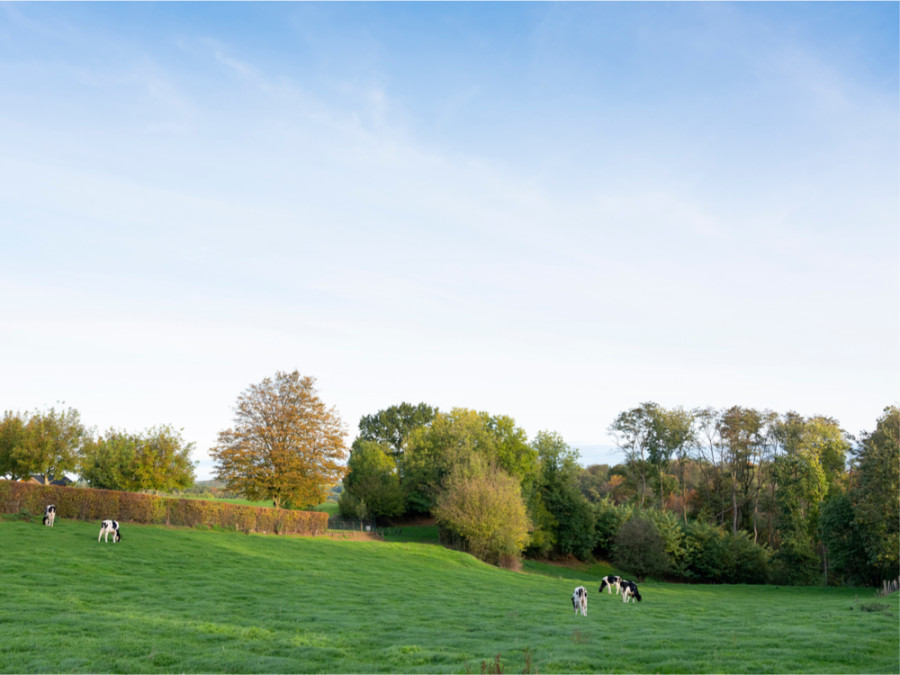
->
[357,402,437,460]
[210,371,348,509]
[533,430,596,560]
[818,493,869,585]
[692,406,728,526]
[339,439,404,522]
[0,407,86,482]
[609,402,659,508]
[718,406,764,535]
[0,411,27,479]
[401,408,535,514]
[80,426,196,492]
[851,406,899,583]
[771,412,844,584]
[648,406,694,515]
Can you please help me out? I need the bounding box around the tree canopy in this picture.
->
[79,425,195,492]
[357,402,436,459]
[0,407,86,482]
[210,370,348,509]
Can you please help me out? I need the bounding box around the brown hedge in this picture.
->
[0,480,327,536]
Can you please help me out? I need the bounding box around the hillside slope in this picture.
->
[2,518,897,673]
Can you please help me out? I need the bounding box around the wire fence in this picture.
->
[326,517,401,537]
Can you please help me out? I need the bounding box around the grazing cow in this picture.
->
[621,580,642,603]
[598,575,622,595]
[572,586,588,616]
[98,520,121,543]
[42,504,56,527]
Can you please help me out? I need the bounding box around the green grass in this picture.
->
[382,524,440,544]
[1,518,897,674]
[312,501,339,516]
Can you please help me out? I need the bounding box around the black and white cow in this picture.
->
[621,580,642,603]
[42,504,56,527]
[598,575,622,595]
[572,586,588,616]
[98,520,121,543]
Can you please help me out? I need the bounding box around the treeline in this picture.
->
[340,402,899,585]
[0,407,195,492]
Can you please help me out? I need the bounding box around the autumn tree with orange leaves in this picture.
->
[210,371,348,509]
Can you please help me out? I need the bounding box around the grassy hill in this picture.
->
[2,517,897,673]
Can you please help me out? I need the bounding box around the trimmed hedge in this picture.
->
[0,480,327,536]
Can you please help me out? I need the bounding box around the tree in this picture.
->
[692,406,728,527]
[718,406,765,535]
[339,439,404,522]
[532,431,595,560]
[357,402,437,460]
[433,459,531,568]
[649,406,694,515]
[851,406,899,583]
[609,403,659,508]
[209,371,348,509]
[818,493,868,586]
[577,464,611,502]
[80,426,196,492]
[612,517,668,582]
[401,408,536,514]
[0,411,27,479]
[0,407,85,482]
[771,412,833,584]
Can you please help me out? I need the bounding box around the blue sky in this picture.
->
[1,2,897,479]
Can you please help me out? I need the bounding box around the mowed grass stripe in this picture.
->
[1,519,896,674]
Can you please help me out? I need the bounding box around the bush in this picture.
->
[612,516,668,581]
[678,520,770,584]
[681,520,728,581]
[0,480,327,536]
[725,530,769,584]
[646,509,687,577]
[592,498,631,557]
[433,467,531,567]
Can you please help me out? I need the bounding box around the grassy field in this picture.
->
[2,517,897,674]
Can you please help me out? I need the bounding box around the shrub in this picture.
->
[0,480,327,536]
[646,509,687,577]
[433,466,531,566]
[592,498,631,557]
[612,516,668,581]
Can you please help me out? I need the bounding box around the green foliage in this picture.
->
[645,509,688,576]
[357,402,437,458]
[612,516,669,581]
[852,405,900,583]
[0,406,85,482]
[0,411,26,479]
[530,431,597,560]
[80,425,195,493]
[819,493,869,586]
[401,408,535,515]
[680,520,728,581]
[340,439,404,522]
[433,461,531,568]
[771,534,821,586]
[591,498,631,557]
[608,403,658,508]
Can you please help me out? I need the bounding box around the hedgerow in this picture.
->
[0,480,326,536]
